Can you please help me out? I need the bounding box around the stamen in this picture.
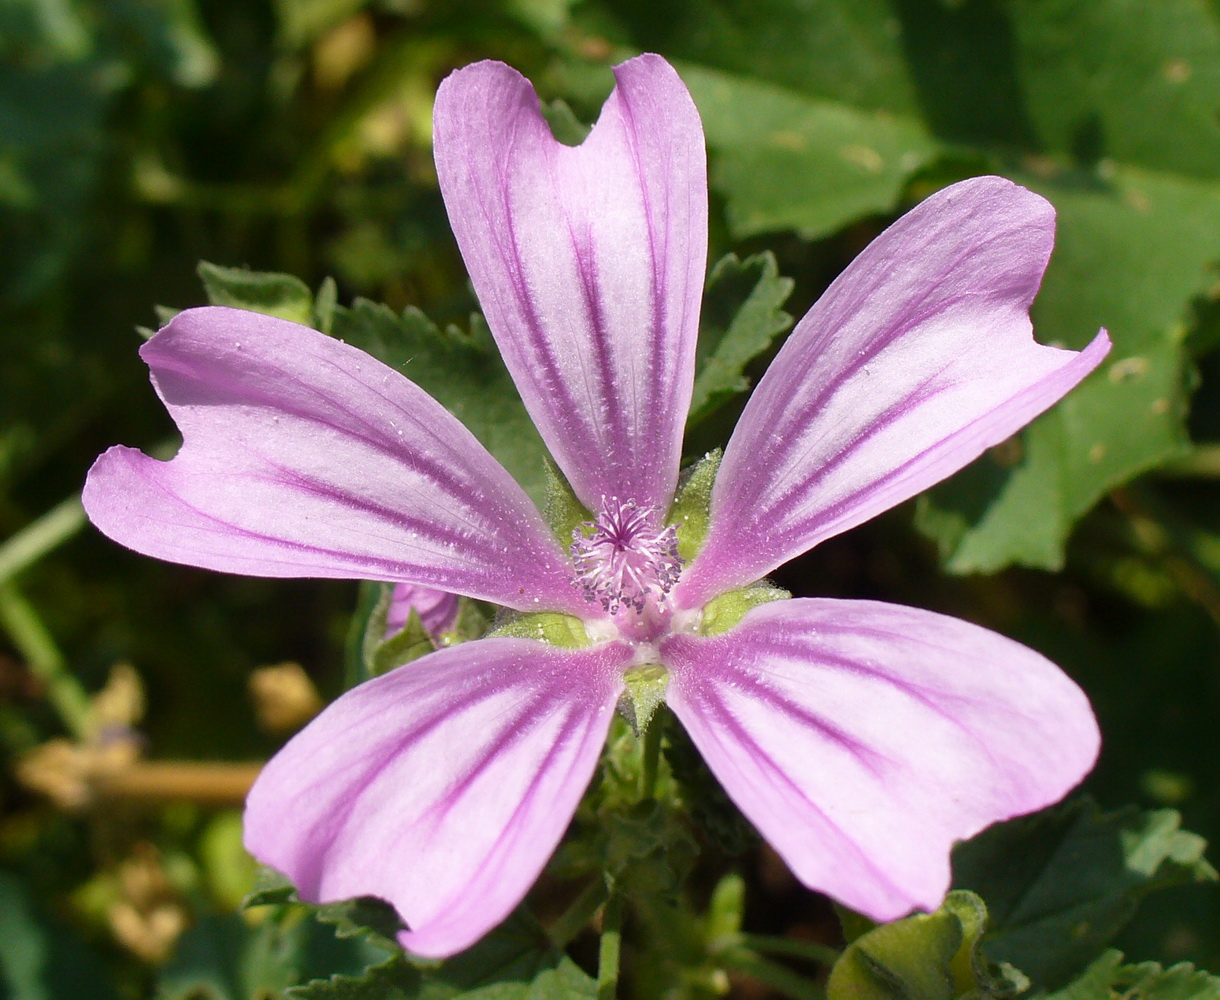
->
[571,496,683,614]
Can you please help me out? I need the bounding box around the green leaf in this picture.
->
[826,891,1025,1000]
[197,261,317,326]
[243,864,297,909]
[665,0,1220,572]
[292,911,596,999]
[952,798,1218,989]
[157,910,392,1000]
[680,64,943,241]
[688,252,793,428]
[330,302,549,503]
[0,870,117,1000]
[241,866,404,954]
[313,896,406,954]
[1047,950,1220,1000]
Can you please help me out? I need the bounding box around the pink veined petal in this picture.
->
[678,176,1110,606]
[83,307,583,615]
[433,54,707,513]
[244,636,630,959]
[385,583,460,640]
[662,598,1099,922]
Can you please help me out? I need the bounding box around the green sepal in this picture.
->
[344,581,388,690]
[369,607,433,677]
[445,597,490,645]
[827,891,1028,1000]
[619,663,668,736]
[314,276,338,335]
[698,583,790,636]
[488,611,590,648]
[669,449,722,562]
[197,260,315,326]
[543,455,592,549]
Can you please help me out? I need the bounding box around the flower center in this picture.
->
[571,497,682,614]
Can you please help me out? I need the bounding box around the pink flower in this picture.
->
[83,55,1109,959]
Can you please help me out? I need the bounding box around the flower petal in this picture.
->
[433,54,707,512]
[679,177,1109,605]
[244,636,629,958]
[83,307,581,614]
[662,598,1098,922]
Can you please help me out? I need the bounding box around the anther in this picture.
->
[570,497,682,614]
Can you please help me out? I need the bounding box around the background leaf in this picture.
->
[952,799,1218,988]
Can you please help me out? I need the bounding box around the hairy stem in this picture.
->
[597,894,623,1000]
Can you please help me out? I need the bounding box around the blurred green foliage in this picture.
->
[2,0,1220,997]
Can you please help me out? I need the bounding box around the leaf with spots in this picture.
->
[655,0,1220,572]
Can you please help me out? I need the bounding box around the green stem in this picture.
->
[596,894,623,1000]
[0,583,89,737]
[639,713,663,800]
[734,932,840,967]
[0,496,86,585]
[719,948,826,1000]
[549,879,608,949]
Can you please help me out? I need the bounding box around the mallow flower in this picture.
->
[83,54,1110,959]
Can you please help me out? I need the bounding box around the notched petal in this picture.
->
[244,637,631,958]
[433,54,708,511]
[680,177,1110,605]
[662,598,1099,922]
[83,306,581,614]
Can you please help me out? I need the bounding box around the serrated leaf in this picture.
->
[288,956,422,1000]
[330,301,549,503]
[1047,950,1220,1000]
[291,911,595,1000]
[243,865,297,909]
[241,866,404,954]
[157,910,391,1000]
[688,252,793,428]
[313,896,406,953]
[952,798,1218,989]
[197,261,316,326]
